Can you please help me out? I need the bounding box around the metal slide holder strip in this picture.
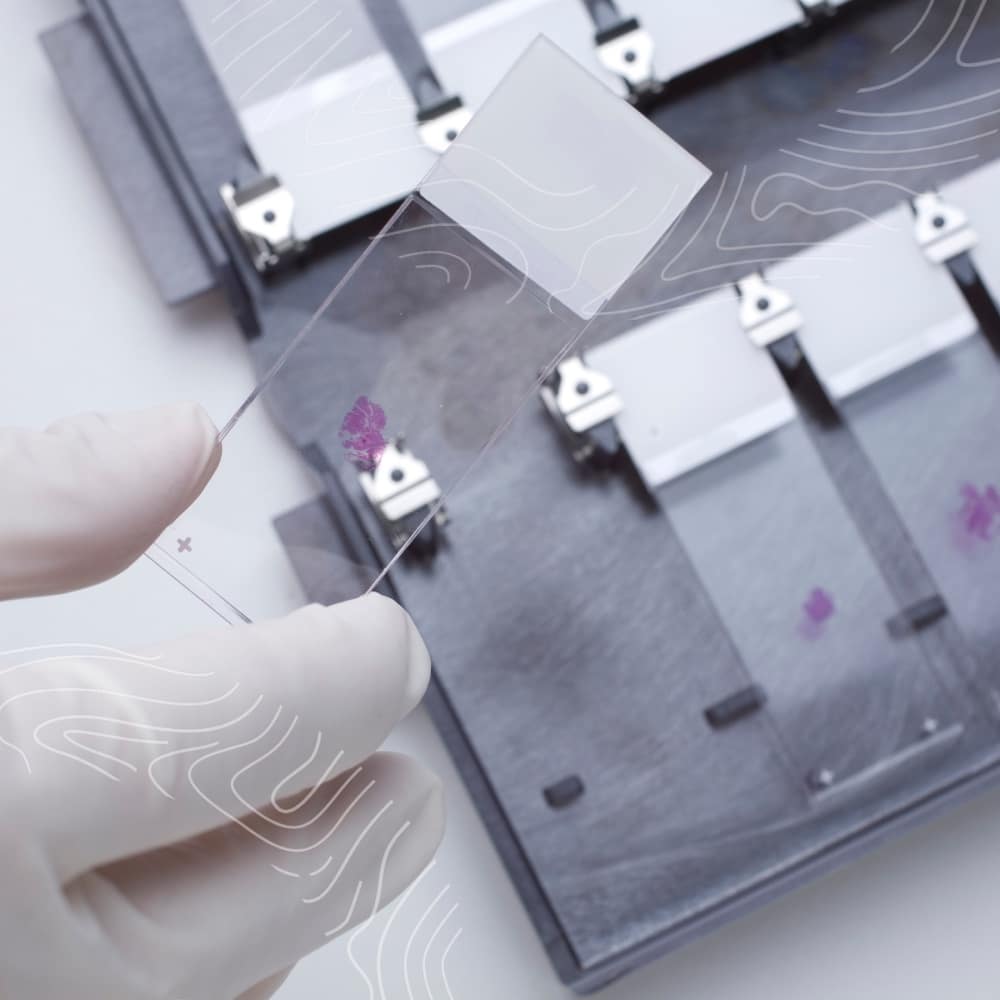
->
[769,193,1000,711]
[588,287,796,489]
[735,266,963,637]
[590,283,963,794]
[148,36,709,621]
[181,0,629,240]
[949,161,1000,310]
[579,0,659,97]
[360,0,471,153]
[771,202,978,401]
[613,0,807,90]
[911,189,1000,356]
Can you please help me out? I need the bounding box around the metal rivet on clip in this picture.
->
[911,191,977,265]
[359,438,447,557]
[736,273,803,348]
[540,356,623,466]
[416,95,471,154]
[595,17,661,99]
[221,174,305,274]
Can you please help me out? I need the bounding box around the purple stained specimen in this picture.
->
[957,482,1000,543]
[804,587,835,624]
[799,586,834,640]
[339,396,387,472]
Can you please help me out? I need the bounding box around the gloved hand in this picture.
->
[0,403,444,1000]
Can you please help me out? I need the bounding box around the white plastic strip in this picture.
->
[769,202,977,399]
[588,286,795,487]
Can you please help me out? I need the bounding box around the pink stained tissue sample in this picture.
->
[800,587,835,640]
[339,396,387,472]
[956,482,1000,544]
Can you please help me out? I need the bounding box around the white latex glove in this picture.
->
[0,403,444,1000]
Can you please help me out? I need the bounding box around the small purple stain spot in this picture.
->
[804,587,835,624]
[340,396,387,472]
[177,537,192,554]
[799,587,834,640]
[957,482,1000,543]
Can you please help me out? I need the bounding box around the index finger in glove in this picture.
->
[0,402,220,600]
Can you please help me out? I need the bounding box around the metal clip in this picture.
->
[798,0,835,18]
[736,273,803,347]
[541,356,623,465]
[595,18,660,98]
[417,96,472,154]
[912,191,977,265]
[359,439,446,555]
[221,175,304,274]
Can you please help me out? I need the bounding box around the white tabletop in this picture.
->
[5,4,1000,998]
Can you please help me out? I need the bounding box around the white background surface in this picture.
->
[4,2,1000,997]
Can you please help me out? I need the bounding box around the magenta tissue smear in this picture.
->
[957,482,1000,543]
[339,396,387,472]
